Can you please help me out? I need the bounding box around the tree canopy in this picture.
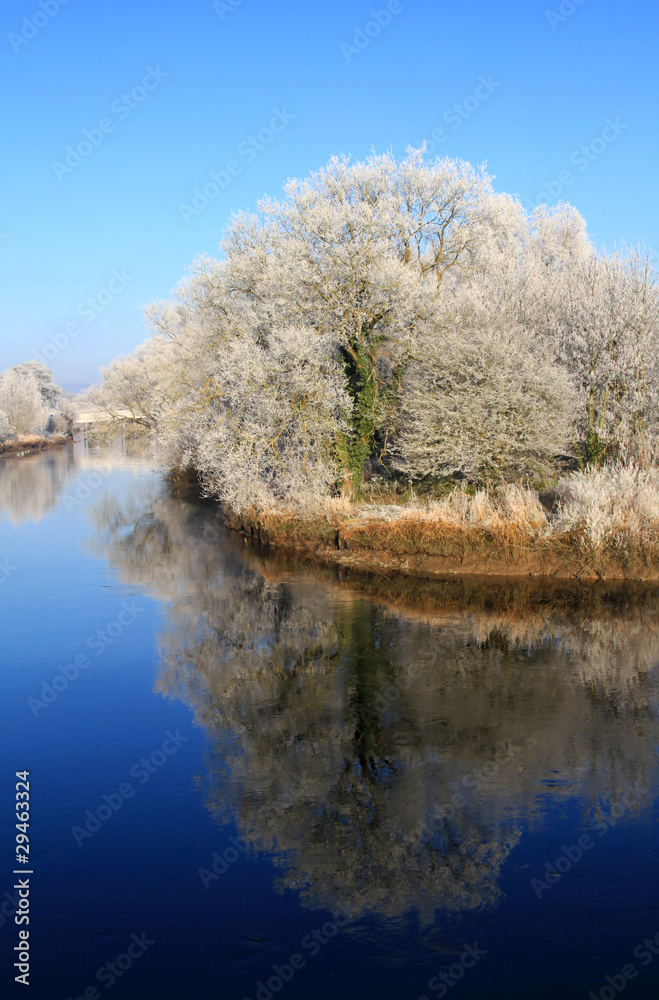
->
[89,150,659,510]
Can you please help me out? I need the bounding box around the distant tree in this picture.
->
[9,361,63,409]
[0,368,49,435]
[86,347,163,430]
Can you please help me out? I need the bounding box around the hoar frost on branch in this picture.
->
[392,317,577,483]
[548,249,659,466]
[189,327,349,513]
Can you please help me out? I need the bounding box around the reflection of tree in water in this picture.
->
[0,447,76,524]
[0,436,154,525]
[89,486,659,924]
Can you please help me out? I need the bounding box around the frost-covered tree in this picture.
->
[0,362,66,436]
[393,316,577,483]
[548,248,659,466]
[89,150,659,510]
[219,150,515,489]
[9,361,63,409]
[0,367,49,435]
[391,207,588,483]
[87,345,165,430]
[189,326,350,512]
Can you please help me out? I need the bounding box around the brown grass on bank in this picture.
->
[224,476,659,580]
[0,433,72,458]
[235,485,550,559]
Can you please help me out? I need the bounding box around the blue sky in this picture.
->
[1,0,657,386]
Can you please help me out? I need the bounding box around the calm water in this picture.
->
[2,443,659,1000]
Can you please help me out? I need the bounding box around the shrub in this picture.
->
[554,464,659,549]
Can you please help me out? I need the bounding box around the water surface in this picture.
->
[1,443,659,999]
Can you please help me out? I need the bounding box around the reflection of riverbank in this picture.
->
[0,438,157,525]
[84,476,659,925]
[239,543,659,697]
[239,532,659,619]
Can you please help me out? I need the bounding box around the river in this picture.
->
[1,442,659,999]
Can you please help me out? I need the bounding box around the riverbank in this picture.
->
[220,503,659,583]
[163,464,659,583]
[0,432,72,460]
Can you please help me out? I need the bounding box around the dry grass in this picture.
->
[0,432,71,457]
[342,520,542,561]
[17,433,53,446]
[355,484,547,530]
[326,485,550,560]
[230,469,659,576]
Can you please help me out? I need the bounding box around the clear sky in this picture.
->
[1,0,657,387]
